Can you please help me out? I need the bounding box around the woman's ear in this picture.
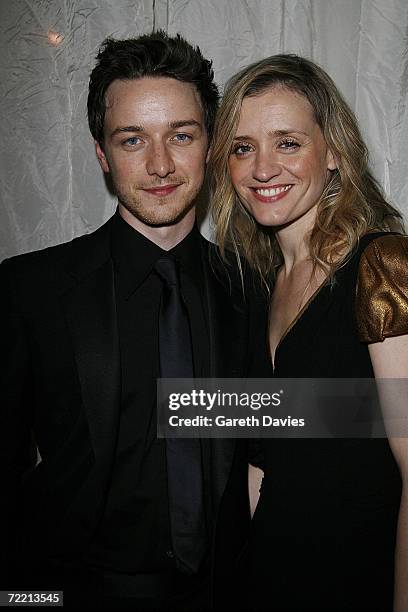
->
[326,147,337,171]
[95,141,110,173]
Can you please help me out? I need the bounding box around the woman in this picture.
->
[210,55,408,611]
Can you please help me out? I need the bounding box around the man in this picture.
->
[1,31,258,611]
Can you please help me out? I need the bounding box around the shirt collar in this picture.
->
[171,223,203,284]
[111,211,203,299]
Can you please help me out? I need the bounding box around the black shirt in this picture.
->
[84,212,209,574]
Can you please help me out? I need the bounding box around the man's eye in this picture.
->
[232,143,253,156]
[124,136,141,146]
[172,133,192,143]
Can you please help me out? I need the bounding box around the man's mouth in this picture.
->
[143,183,182,197]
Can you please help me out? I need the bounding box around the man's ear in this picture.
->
[95,141,110,173]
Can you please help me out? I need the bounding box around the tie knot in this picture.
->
[155,256,179,287]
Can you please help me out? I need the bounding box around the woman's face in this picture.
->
[228,86,336,230]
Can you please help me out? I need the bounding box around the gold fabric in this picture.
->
[356,234,408,343]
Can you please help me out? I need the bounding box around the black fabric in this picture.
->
[1,213,260,609]
[18,559,210,611]
[156,256,195,379]
[84,215,171,574]
[155,255,207,574]
[84,215,208,579]
[248,233,402,612]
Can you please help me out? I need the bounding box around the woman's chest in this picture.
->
[272,279,373,378]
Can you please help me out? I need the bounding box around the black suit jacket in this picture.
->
[1,216,269,595]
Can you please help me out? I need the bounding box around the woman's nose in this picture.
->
[252,150,281,183]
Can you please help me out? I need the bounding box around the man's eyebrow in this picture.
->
[110,125,144,138]
[110,120,202,139]
[169,119,202,130]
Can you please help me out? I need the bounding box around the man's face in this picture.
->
[95,76,209,227]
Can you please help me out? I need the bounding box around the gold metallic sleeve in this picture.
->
[356,235,408,343]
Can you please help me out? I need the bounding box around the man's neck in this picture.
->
[118,204,196,251]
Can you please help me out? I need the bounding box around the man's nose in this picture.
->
[252,149,281,183]
[146,142,176,177]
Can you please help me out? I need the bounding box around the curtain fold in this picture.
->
[1,0,407,259]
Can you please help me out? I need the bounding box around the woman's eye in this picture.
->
[278,138,299,150]
[232,143,253,156]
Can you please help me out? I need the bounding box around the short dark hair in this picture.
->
[87,30,219,145]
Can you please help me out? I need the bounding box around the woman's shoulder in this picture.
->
[207,240,269,302]
[359,232,408,263]
[356,232,408,343]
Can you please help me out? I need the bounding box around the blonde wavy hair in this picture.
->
[210,54,403,285]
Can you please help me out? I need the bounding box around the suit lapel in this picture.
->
[57,225,248,515]
[200,239,249,511]
[201,240,249,378]
[59,219,121,468]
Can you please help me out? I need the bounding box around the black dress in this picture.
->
[249,233,408,611]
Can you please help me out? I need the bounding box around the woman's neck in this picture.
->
[275,207,316,273]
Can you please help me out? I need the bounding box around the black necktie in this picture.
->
[155,256,207,574]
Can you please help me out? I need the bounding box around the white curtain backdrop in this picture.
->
[1,0,407,260]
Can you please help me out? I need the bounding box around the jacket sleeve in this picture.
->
[0,258,35,585]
